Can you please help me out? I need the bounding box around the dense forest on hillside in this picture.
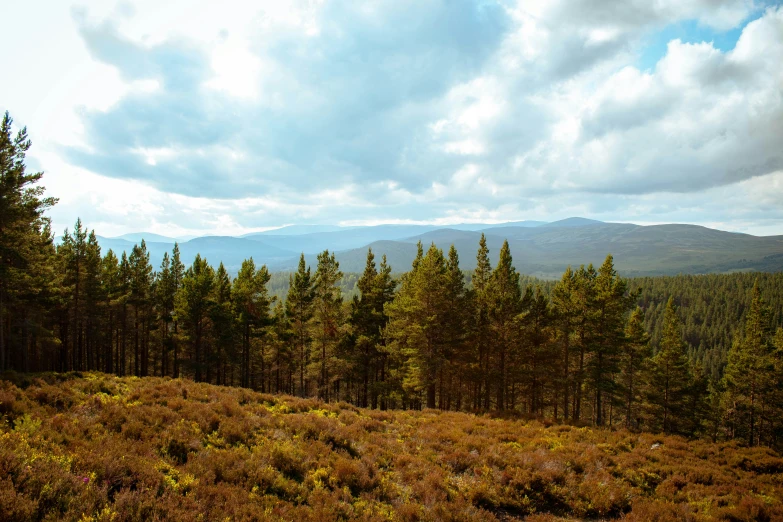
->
[269,271,783,382]
[3,373,783,521]
[2,111,783,450]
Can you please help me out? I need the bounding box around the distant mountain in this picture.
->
[96,236,298,273]
[242,222,551,255]
[446,220,547,231]
[539,217,604,228]
[324,222,783,277]
[243,225,441,254]
[244,225,349,236]
[181,237,297,271]
[115,232,177,243]
[95,218,783,278]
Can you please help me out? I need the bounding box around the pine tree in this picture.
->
[209,263,234,385]
[621,307,650,429]
[83,231,104,371]
[286,254,314,397]
[488,240,521,410]
[311,250,344,401]
[518,287,553,415]
[117,252,131,375]
[269,300,292,394]
[589,255,632,426]
[552,267,578,420]
[722,282,776,445]
[0,112,58,371]
[645,297,692,434]
[374,254,396,409]
[170,244,185,377]
[351,249,380,407]
[155,252,175,376]
[59,219,88,370]
[472,233,492,410]
[101,249,120,374]
[232,258,273,389]
[128,241,153,376]
[571,264,596,421]
[176,254,215,382]
[441,245,468,410]
[385,244,447,409]
[350,251,398,408]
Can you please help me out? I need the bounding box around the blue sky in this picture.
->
[2,0,782,236]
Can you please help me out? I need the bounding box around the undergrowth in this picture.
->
[1,372,782,521]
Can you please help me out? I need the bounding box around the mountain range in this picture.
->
[92,218,783,278]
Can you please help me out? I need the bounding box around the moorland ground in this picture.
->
[1,373,782,521]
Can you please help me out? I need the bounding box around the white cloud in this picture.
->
[2,0,781,237]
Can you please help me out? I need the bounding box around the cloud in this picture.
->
[65,0,510,199]
[4,0,781,236]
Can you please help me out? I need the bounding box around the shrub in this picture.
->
[1,373,782,521]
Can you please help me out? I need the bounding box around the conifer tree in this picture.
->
[571,264,596,421]
[311,250,344,401]
[206,263,231,384]
[589,255,632,425]
[0,112,57,371]
[128,241,153,376]
[286,254,314,397]
[518,287,553,415]
[621,307,650,429]
[472,233,493,410]
[385,244,447,409]
[155,252,175,376]
[351,249,380,407]
[552,267,578,420]
[176,254,215,382]
[269,300,292,394]
[232,258,273,388]
[645,297,692,434]
[117,252,131,375]
[84,231,104,370]
[59,219,88,370]
[374,254,396,408]
[170,244,185,377]
[441,245,468,410]
[488,240,521,410]
[722,282,776,445]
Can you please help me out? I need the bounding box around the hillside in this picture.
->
[2,374,783,521]
[95,235,299,274]
[92,220,783,277]
[329,222,783,276]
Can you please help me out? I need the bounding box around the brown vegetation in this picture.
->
[1,373,782,521]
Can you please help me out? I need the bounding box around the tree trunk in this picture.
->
[134,306,139,376]
[173,320,179,378]
[0,289,5,372]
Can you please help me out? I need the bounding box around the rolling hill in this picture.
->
[93,219,783,277]
[95,235,298,274]
[313,222,783,277]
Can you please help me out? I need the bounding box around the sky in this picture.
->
[2,0,783,237]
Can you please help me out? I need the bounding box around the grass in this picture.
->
[1,373,782,521]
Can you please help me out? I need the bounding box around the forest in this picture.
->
[2,111,783,451]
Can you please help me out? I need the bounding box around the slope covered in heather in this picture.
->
[2,373,783,521]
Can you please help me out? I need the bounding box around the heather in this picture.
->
[2,373,783,521]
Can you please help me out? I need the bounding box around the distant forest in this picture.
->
[2,111,783,449]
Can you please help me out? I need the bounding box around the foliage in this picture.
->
[2,373,783,521]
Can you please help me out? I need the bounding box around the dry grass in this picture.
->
[1,372,782,521]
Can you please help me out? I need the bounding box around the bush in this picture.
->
[1,372,782,521]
